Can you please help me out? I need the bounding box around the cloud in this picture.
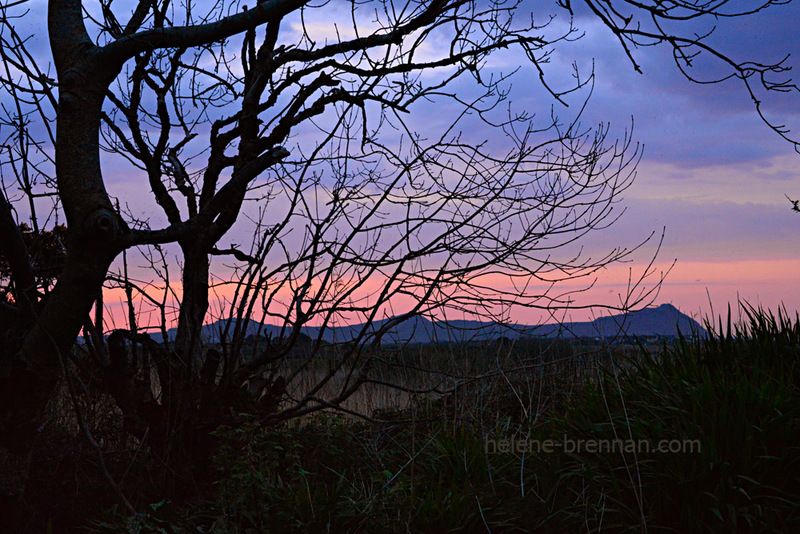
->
[506,1,800,169]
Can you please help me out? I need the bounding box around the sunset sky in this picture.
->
[7,0,800,329]
[100,0,800,327]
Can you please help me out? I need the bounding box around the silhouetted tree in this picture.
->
[0,0,795,504]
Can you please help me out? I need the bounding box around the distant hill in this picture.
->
[149,303,704,345]
[525,303,705,339]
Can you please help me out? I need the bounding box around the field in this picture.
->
[6,308,799,533]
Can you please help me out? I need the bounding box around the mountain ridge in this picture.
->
[150,303,705,345]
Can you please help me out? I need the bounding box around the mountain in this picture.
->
[522,303,705,339]
[150,303,704,345]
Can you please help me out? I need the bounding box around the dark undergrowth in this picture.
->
[5,306,799,533]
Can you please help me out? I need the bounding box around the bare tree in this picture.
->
[0,0,795,500]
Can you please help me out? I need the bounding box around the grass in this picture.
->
[31,307,800,532]
[529,305,800,532]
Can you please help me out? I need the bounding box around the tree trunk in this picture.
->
[174,243,211,365]
[0,1,126,497]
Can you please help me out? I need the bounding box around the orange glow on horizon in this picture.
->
[95,257,800,333]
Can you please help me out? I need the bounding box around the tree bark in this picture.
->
[0,0,127,497]
[15,0,127,380]
[174,242,211,365]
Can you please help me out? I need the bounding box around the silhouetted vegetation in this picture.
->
[3,307,797,532]
[1,0,798,529]
[0,223,66,305]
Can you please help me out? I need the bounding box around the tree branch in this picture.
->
[100,0,309,62]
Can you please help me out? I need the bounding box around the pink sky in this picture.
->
[99,254,800,332]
